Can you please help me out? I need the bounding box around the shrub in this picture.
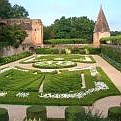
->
[65,106,85,121]
[101,45,121,71]
[44,39,88,44]
[108,106,121,121]
[101,35,121,45]
[35,47,101,55]
[0,52,32,65]
[26,106,47,121]
[0,108,9,121]
[35,48,59,54]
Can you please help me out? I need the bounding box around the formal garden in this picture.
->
[0,50,120,106]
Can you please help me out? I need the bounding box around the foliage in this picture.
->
[43,71,82,93]
[111,31,121,36]
[101,35,121,45]
[0,52,32,65]
[35,47,101,55]
[44,38,88,44]
[0,0,11,19]
[108,107,121,121]
[0,67,120,105]
[0,0,29,19]
[65,106,85,121]
[33,61,77,69]
[26,106,47,121]
[0,108,9,121]
[101,54,121,71]
[101,45,121,71]
[44,16,95,42]
[0,24,28,48]
[11,4,29,18]
[36,48,59,54]
[32,54,95,63]
[0,69,44,92]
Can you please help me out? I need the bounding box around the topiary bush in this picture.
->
[108,106,121,121]
[26,106,47,121]
[65,106,85,121]
[0,108,9,121]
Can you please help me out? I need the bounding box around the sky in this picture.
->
[9,0,121,31]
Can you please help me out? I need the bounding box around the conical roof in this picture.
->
[94,6,110,32]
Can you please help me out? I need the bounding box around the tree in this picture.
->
[0,0,29,19]
[0,24,28,48]
[44,16,95,43]
[0,0,12,18]
[11,4,29,18]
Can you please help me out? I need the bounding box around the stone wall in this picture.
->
[1,45,30,57]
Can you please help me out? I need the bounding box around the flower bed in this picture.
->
[33,61,77,69]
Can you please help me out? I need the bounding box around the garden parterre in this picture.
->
[0,66,120,105]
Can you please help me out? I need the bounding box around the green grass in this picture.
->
[36,54,95,63]
[43,71,82,93]
[21,54,95,64]
[0,67,120,105]
[0,69,44,92]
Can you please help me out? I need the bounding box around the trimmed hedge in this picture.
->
[44,39,89,44]
[35,47,101,55]
[101,45,121,71]
[26,106,47,121]
[65,106,85,121]
[101,35,121,45]
[108,106,121,121]
[0,52,32,65]
[0,108,9,121]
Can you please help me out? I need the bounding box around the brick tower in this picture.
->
[93,6,110,47]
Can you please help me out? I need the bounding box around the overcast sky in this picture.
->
[9,0,121,31]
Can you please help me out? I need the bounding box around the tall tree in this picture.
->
[11,4,29,18]
[0,0,29,19]
[44,16,95,42]
[0,0,12,18]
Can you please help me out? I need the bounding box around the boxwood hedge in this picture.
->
[108,106,121,121]
[26,106,47,121]
[0,108,9,121]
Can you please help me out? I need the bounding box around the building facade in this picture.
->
[0,19,43,56]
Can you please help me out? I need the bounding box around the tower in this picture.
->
[93,6,110,47]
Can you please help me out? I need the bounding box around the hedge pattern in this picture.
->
[35,47,101,55]
[0,108,9,121]
[101,45,121,71]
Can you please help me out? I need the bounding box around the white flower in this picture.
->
[0,92,7,97]
[16,92,29,98]
[38,81,109,99]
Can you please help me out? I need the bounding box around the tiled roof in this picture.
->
[94,6,110,32]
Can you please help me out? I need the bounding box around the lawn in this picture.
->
[0,67,120,105]
[0,69,44,92]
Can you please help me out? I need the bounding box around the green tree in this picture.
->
[0,24,28,48]
[0,0,29,19]
[44,16,95,43]
[11,4,29,18]
[0,0,12,18]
